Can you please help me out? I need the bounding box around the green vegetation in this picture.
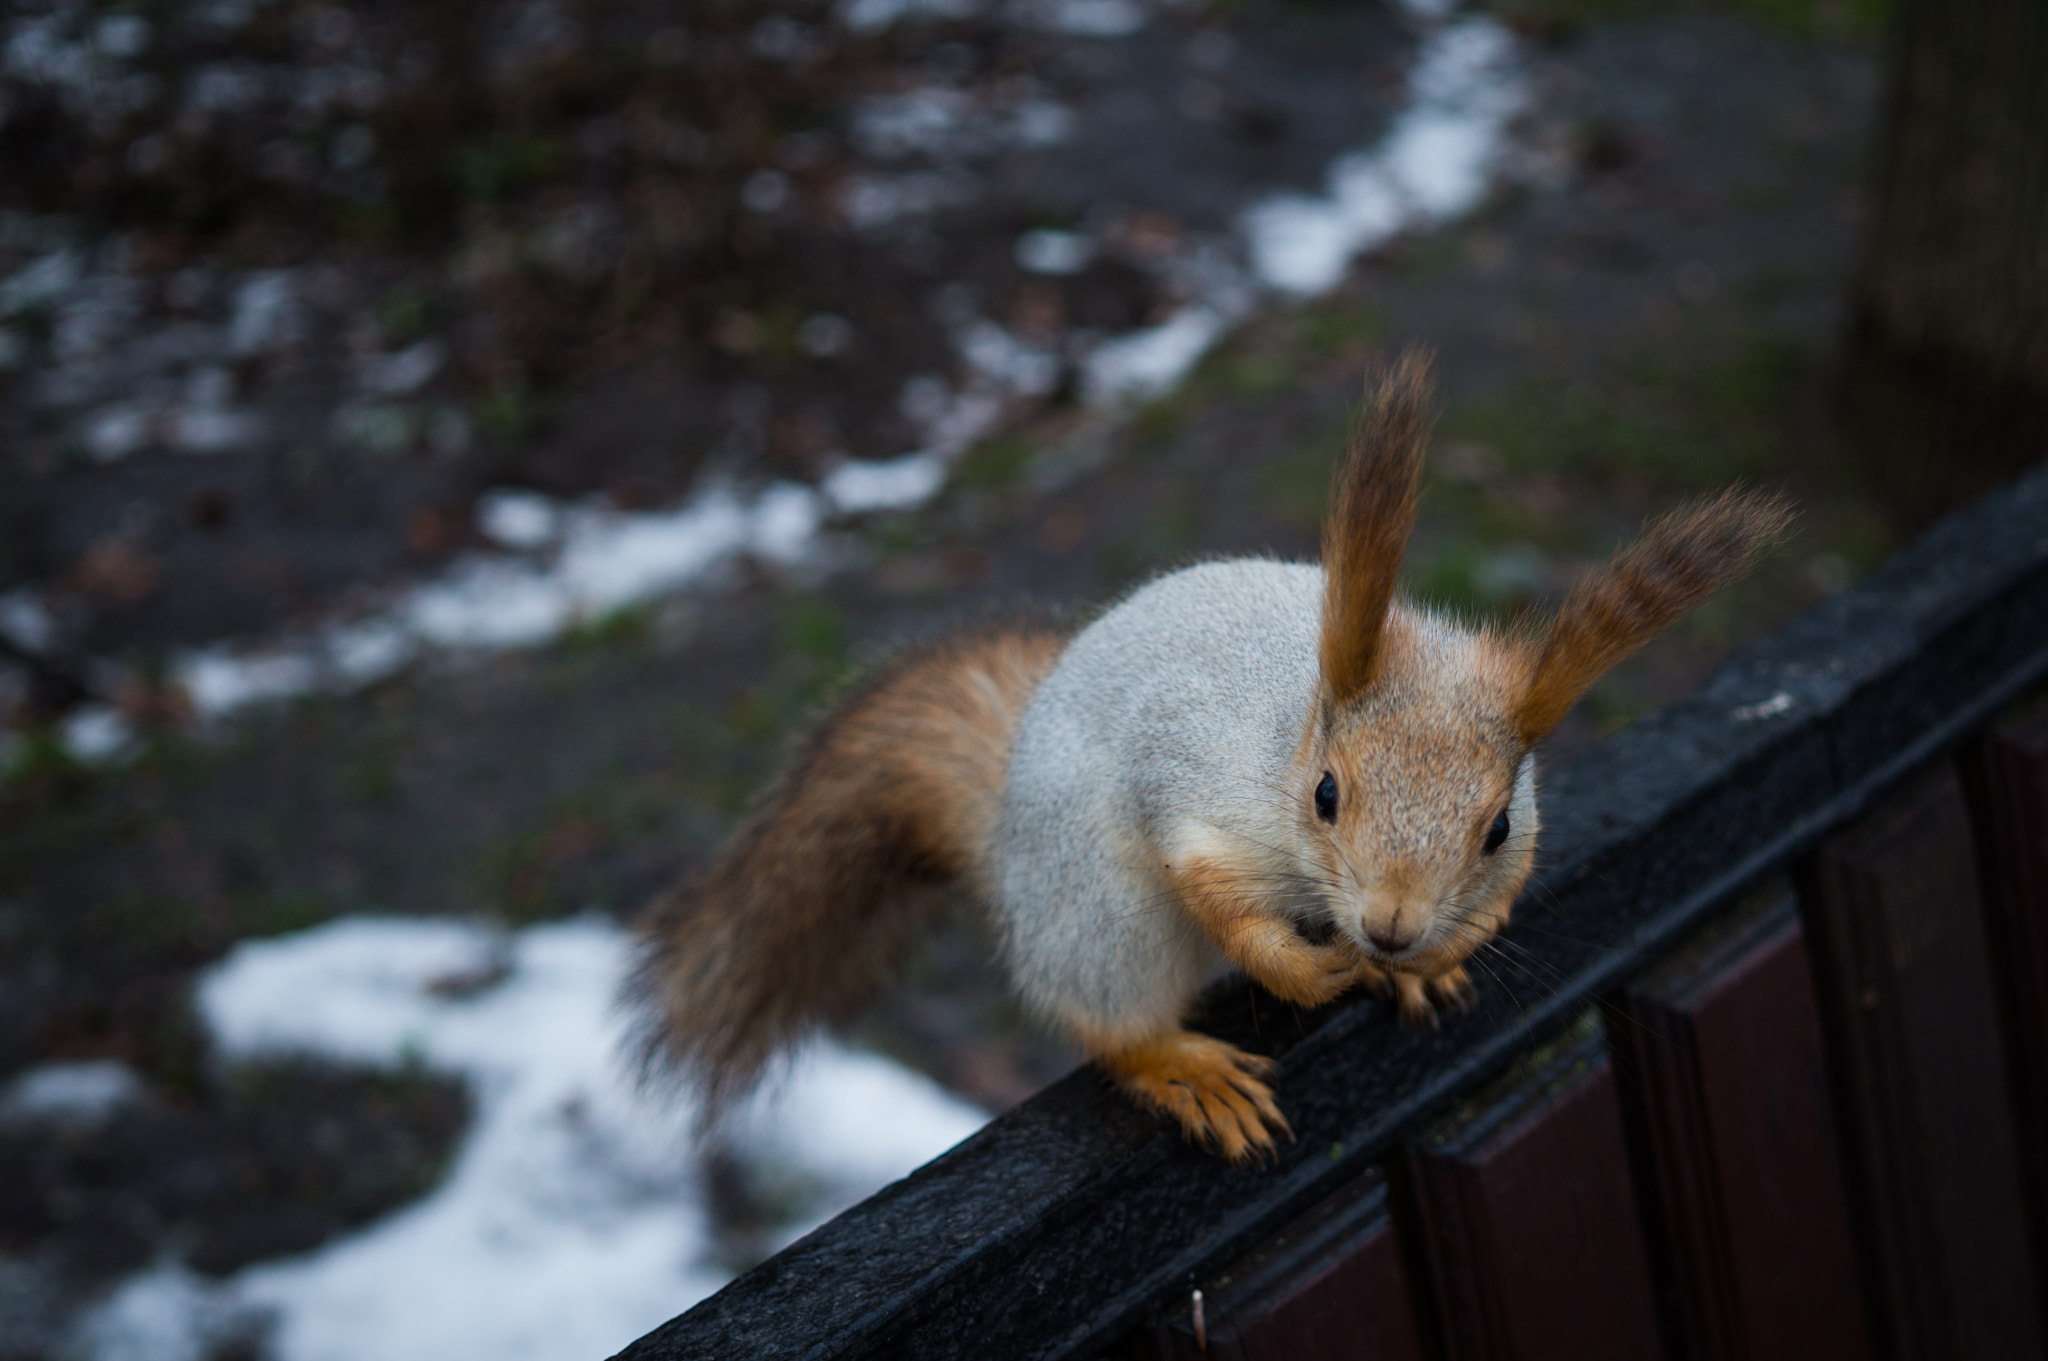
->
[376,286,439,346]
[473,380,533,447]
[1487,0,1888,41]
[562,604,657,658]
[455,136,568,206]
[1440,337,1812,493]
[952,434,1037,492]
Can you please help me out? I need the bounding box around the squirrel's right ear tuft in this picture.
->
[1320,347,1435,706]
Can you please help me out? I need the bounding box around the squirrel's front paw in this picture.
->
[1094,1030,1291,1165]
[1246,930,1380,1010]
[1393,966,1477,1027]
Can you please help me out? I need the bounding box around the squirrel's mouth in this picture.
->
[1290,914,1339,947]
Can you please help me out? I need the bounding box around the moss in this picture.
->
[1257,412,1350,532]
[952,434,1036,492]
[562,604,656,657]
[1488,0,1886,41]
[231,891,336,940]
[1442,337,1817,494]
[341,746,402,806]
[869,514,932,562]
[776,592,850,674]
[1128,392,1191,450]
[375,287,439,346]
[473,380,533,448]
[454,136,568,206]
[1292,297,1385,359]
[1718,0,1889,40]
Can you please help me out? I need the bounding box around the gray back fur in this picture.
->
[994,560,1322,1039]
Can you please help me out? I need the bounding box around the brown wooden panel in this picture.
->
[1960,702,2048,1292]
[1799,763,2044,1361]
[1405,1029,1664,1361]
[1617,897,1871,1361]
[1152,1168,1425,1361]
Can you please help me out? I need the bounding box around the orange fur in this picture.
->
[630,622,1067,1112]
[1320,349,1434,707]
[1308,607,1531,1016]
[1168,856,1384,1008]
[1512,490,1794,745]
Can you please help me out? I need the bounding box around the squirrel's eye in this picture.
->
[1314,772,1338,824]
[1484,809,1511,854]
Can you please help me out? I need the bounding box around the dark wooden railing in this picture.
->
[614,462,2048,1361]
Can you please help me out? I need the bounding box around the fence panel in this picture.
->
[1961,704,2048,1300]
[1614,897,1870,1361]
[1403,1030,1664,1361]
[1799,764,2043,1361]
[1149,1168,1425,1361]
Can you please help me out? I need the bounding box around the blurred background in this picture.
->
[2,0,2042,1356]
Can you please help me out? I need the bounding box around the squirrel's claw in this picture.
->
[1430,966,1478,1013]
[1094,1030,1291,1166]
[1393,965,1477,1027]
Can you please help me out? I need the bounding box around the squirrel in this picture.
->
[629,349,1793,1164]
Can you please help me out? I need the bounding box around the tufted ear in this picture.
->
[1513,489,1796,746]
[1320,348,1434,706]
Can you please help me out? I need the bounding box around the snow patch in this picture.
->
[1082,304,1235,407]
[0,587,56,653]
[1012,0,1148,38]
[1242,16,1525,296]
[475,489,562,551]
[838,0,984,30]
[73,1264,256,1361]
[227,270,301,357]
[64,914,990,1361]
[1015,228,1093,276]
[823,453,949,514]
[61,706,134,762]
[0,1060,145,1129]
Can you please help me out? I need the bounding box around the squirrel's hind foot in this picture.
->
[1092,1030,1291,1165]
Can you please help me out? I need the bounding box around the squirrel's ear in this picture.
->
[1321,347,1433,706]
[1512,488,1795,745]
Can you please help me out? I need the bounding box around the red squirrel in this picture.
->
[631,350,1791,1163]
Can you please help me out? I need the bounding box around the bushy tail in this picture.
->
[628,621,1068,1113]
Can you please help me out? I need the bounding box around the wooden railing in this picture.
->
[613,462,2048,1361]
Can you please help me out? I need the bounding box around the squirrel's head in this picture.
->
[1297,348,1793,977]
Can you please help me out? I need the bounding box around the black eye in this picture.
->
[1314,772,1338,824]
[1484,809,1510,854]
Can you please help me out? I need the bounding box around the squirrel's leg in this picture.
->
[1070,855,1379,1163]
[1083,1026,1290,1165]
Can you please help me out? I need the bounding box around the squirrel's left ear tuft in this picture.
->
[1512,488,1796,745]
[1320,347,1435,706]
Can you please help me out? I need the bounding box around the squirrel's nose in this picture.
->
[1367,925,1416,955]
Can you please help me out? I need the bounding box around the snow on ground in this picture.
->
[74,915,990,1361]
[28,0,1533,761]
[0,1059,145,1129]
[1241,13,1527,296]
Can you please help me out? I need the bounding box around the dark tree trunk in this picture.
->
[1839,0,2048,533]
